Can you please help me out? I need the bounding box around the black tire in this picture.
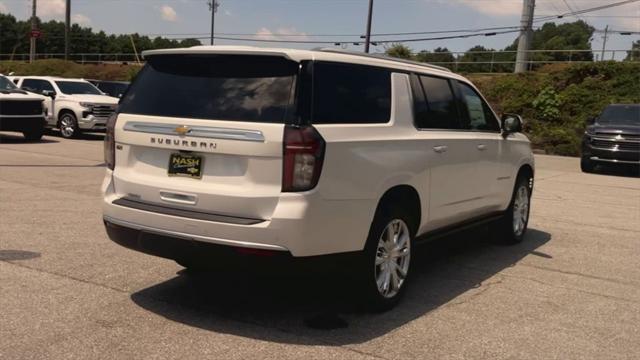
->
[580,156,596,173]
[23,128,44,141]
[491,175,532,245]
[352,202,417,312]
[58,112,80,139]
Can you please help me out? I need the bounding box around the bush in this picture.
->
[0,60,142,81]
[469,62,640,156]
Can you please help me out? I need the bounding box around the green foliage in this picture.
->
[470,62,640,156]
[0,13,201,56]
[385,44,413,60]
[0,60,141,81]
[626,40,640,61]
[532,86,561,121]
[415,47,455,70]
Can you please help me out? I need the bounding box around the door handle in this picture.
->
[160,191,197,206]
[433,145,448,153]
[477,144,488,151]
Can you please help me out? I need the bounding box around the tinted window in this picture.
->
[21,79,55,94]
[312,62,391,124]
[55,81,102,95]
[458,82,500,131]
[418,75,459,129]
[119,55,298,123]
[96,82,129,97]
[0,76,18,91]
[598,105,640,126]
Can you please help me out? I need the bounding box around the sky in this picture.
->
[0,0,638,59]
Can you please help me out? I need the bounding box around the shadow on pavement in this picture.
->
[0,132,59,144]
[44,129,105,141]
[589,164,639,178]
[131,227,551,345]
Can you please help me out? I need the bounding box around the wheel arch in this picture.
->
[517,163,535,191]
[373,185,422,235]
[57,108,78,123]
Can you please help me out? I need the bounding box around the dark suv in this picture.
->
[581,104,640,173]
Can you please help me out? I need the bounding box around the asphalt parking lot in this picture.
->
[1,131,639,360]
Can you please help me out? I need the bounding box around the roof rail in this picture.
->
[313,48,452,73]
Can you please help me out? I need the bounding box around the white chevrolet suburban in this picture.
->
[0,74,47,140]
[13,76,119,138]
[102,46,534,310]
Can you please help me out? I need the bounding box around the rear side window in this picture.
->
[312,62,391,124]
[119,55,298,123]
[21,79,55,94]
[416,75,460,129]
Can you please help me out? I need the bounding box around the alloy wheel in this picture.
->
[375,219,411,298]
[59,116,76,138]
[512,185,530,236]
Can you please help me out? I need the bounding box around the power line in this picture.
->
[534,0,640,22]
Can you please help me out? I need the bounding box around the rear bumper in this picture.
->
[0,115,46,132]
[101,171,375,257]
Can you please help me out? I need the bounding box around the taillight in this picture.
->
[104,113,118,170]
[282,125,325,192]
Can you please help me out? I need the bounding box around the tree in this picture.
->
[625,40,640,61]
[0,14,201,60]
[385,44,413,59]
[415,47,455,69]
[505,20,595,66]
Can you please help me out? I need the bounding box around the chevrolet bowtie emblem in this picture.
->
[174,125,191,136]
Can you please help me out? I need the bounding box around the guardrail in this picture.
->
[0,49,635,72]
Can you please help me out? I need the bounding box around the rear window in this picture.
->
[312,62,391,124]
[119,55,298,123]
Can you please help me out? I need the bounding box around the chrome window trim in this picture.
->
[123,121,265,142]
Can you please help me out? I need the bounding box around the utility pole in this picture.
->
[209,1,219,45]
[364,0,374,53]
[65,0,70,60]
[600,25,609,62]
[29,0,37,63]
[514,0,535,73]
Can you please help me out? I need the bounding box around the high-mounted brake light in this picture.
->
[282,125,325,192]
[104,112,118,170]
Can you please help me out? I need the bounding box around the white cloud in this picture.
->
[224,9,232,16]
[0,1,8,13]
[442,0,522,17]
[39,0,66,17]
[160,5,178,22]
[72,13,91,26]
[255,27,308,41]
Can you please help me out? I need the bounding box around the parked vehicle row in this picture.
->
[0,74,47,140]
[7,76,124,139]
[102,46,535,311]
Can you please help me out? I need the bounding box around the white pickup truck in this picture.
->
[11,76,119,139]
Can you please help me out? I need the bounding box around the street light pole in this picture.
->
[364,0,374,53]
[515,0,535,73]
[65,0,70,60]
[29,0,37,63]
[209,1,219,45]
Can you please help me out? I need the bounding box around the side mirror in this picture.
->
[501,113,523,137]
[587,116,597,125]
[42,90,56,99]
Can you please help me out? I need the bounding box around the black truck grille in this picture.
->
[0,100,43,116]
[592,138,640,151]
